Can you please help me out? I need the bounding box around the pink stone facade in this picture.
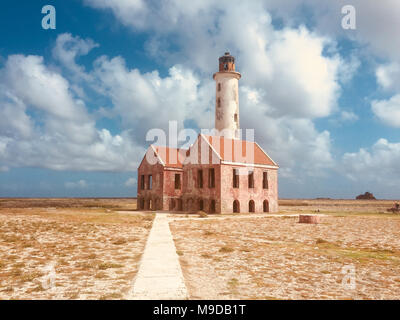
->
[137,135,279,214]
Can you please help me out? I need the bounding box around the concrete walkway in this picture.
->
[127,213,188,300]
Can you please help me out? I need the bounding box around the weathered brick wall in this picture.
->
[162,169,184,211]
[181,163,221,213]
[137,142,278,214]
[220,165,278,213]
[137,149,165,210]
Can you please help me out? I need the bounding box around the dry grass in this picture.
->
[0,198,137,210]
[279,198,400,217]
[0,198,154,300]
[171,199,400,300]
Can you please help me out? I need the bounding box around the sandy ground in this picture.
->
[170,199,400,299]
[1,198,399,300]
[0,198,154,300]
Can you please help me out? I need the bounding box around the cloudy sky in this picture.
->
[0,0,399,198]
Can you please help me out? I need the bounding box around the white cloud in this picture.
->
[340,111,359,122]
[338,55,361,84]
[0,52,145,172]
[376,63,400,92]
[0,89,33,139]
[342,139,400,185]
[263,0,400,62]
[52,33,99,81]
[91,56,214,140]
[240,86,334,178]
[371,95,400,128]
[65,180,88,189]
[328,110,359,127]
[3,55,91,125]
[263,27,341,118]
[125,177,137,187]
[85,0,343,120]
[84,0,149,30]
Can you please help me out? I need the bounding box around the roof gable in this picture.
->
[153,145,186,168]
[139,135,278,169]
[202,135,278,167]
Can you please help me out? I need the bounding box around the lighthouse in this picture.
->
[137,52,279,214]
[213,52,241,139]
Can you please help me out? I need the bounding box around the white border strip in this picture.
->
[150,145,165,166]
[221,160,278,169]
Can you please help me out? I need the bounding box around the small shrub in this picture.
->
[219,246,234,253]
[68,292,80,299]
[99,292,123,300]
[20,271,43,283]
[94,271,108,279]
[198,211,208,218]
[142,215,154,221]
[112,238,127,245]
[29,285,45,292]
[228,278,239,286]
[76,261,97,270]
[98,262,123,270]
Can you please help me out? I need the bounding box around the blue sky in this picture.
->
[0,0,400,199]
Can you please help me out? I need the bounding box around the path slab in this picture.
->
[127,214,188,300]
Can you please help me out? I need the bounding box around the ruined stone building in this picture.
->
[137,53,279,213]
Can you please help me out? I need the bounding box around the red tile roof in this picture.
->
[203,135,278,167]
[153,146,186,168]
[148,135,278,168]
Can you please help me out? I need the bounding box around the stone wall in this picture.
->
[220,165,278,213]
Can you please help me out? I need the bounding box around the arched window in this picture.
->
[233,200,240,213]
[249,200,255,213]
[218,83,221,91]
[177,199,183,211]
[199,199,204,211]
[187,198,193,211]
[263,200,269,213]
[217,98,221,108]
[169,199,176,211]
[210,200,216,213]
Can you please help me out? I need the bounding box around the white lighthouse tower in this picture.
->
[213,52,241,139]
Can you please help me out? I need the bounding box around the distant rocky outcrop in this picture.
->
[356,192,376,200]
